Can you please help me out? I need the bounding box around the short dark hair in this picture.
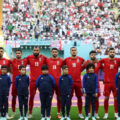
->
[89,50,96,55]
[19,65,25,70]
[1,65,7,69]
[70,47,77,50]
[62,65,68,70]
[33,46,40,49]
[16,49,22,53]
[86,63,95,70]
[51,48,58,51]
[0,47,4,50]
[41,65,48,70]
[109,47,115,52]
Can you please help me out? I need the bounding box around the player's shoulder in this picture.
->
[77,56,84,61]
[68,75,72,79]
[48,74,54,79]
[83,73,88,77]
[65,57,71,61]
[27,54,34,59]
[40,54,47,59]
[6,75,11,79]
[116,72,120,76]
[16,75,20,79]
[25,75,29,78]
[100,58,108,61]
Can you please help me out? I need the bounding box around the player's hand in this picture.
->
[95,93,98,97]
[80,88,83,92]
[83,94,86,97]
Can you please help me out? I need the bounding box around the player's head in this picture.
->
[1,65,7,74]
[108,47,115,59]
[89,50,97,61]
[41,65,48,75]
[51,48,58,58]
[70,47,77,57]
[86,63,95,73]
[33,46,40,57]
[0,47,4,58]
[19,65,26,75]
[62,65,68,75]
[16,49,22,59]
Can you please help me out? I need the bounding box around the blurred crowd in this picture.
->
[2,0,120,55]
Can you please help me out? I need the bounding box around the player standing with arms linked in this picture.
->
[99,48,120,119]
[82,50,101,119]
[10,49,27,118]
[26,46,47,118]
[63,47,85,119]
[46,48,63,119]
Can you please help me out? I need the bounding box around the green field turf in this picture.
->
[8,106,116,120]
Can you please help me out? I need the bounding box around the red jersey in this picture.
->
[99,58,120,83]
[26,55,47,81]
[63,56,85,82]
[82,60,101,75]
[47,57,63,83]
[11,58,27,81]
[0,58,11,75]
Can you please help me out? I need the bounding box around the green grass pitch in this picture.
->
[8,106,116,120]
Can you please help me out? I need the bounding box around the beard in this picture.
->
[91,57,96,61]
[16,56,21,59]
[72,54,76,57]
[110,55,115,58]
[34,53,39,57]
[53,55,57,58]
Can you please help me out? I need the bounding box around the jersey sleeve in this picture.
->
[15,76,19,89]
[68,75,73,89]
[25,55,30,65]
[62,58,67,66]
[82,74,87,94]
[99,58,105,70]
[81,61,88,72]
[59,76,62,89]
[27,76,30,86]
[8,76,12,88]
[36,75,41,88]
[49,75,56,87]
[95,74,99,93]
[115,73,119,89]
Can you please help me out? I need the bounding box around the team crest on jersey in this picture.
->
[19,79,21,81]
[72,63,76,67]
[3,60,5,64]
[87,76,90,79]
[77,59,79,63]
[39,58,41,61]
[114,60,116,64]
[0,78,2,80]
[57,61,59,65]
[62,79,63,81]
[41,77,43,79]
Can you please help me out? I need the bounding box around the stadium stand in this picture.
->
[2,0,120,55]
